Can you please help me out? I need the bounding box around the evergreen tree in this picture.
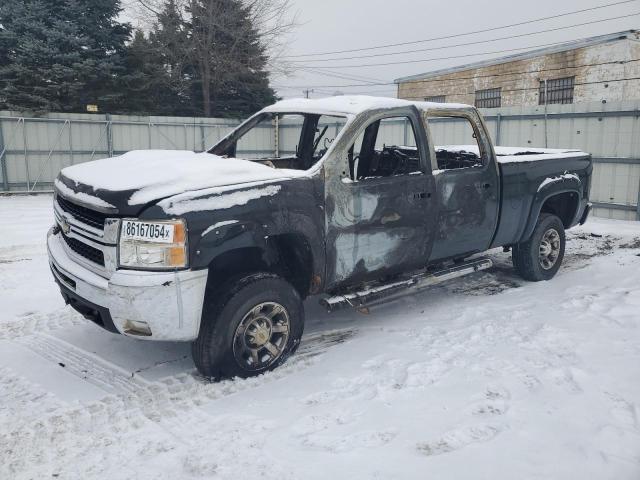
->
[0,0,283,117]
[73,0,132,112]
[0,0,130,113]
[148,0,196,115]
[119,30,167,115]
[187,0,277,117]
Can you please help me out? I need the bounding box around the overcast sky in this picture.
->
[270,0,639,99]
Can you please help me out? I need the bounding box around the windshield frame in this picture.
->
[208,111,350,173]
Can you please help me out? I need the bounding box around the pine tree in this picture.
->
[0,0,131,113]
[73,0,132,112]
[148,0,196,115]
[187,0,277,117]
[119,30,166,115]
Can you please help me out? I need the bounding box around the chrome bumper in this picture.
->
[47,227,208,341]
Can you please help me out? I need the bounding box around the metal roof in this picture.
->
[394,30,639,84]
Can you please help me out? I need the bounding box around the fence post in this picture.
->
[636,175,640,221]
[106,114,114,157]
[274,115,280,158]
[495,114,502,146]
[23,119,30,191]
[200,124,206,152]
[0,119,8,191]
[68,120,74,165]
[183,123,188,150]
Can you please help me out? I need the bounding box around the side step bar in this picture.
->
[320,258,493,312]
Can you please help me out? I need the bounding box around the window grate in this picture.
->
[539,77,575,105]
[424,95,446,103]
[475,88,501,108]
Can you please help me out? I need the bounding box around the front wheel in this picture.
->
[192,272,304,380]
[512,213,566,282]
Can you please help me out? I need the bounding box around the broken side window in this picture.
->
[428,116,485,170]
[348,116,423,181]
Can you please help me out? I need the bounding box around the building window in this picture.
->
[539,77,575,105]
[424,95,446,103]
[475,88,501,108]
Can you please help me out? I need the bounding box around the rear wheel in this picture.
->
[512,213,566,282]
[192,272,304,379]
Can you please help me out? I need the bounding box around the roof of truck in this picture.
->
[263,95,471,116]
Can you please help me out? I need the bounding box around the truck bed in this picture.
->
[435,145,587,164]
[433,144,591,250]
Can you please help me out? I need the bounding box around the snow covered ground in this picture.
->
[1,194,639,480]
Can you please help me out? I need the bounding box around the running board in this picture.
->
[320,258,493,312]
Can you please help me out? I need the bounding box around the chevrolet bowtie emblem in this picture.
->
[60,215,71,235]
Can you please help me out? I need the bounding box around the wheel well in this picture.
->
[540,191,579,228]
[206,234,315,299]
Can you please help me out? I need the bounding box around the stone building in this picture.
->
[395,30,640,108]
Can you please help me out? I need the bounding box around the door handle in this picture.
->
[412,192,431,200]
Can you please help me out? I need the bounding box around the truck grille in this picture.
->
[61,233,105,266]
[56,195,107,230]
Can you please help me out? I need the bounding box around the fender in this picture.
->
[194,219,273,269]
[193,216,325,293]
[520,174,583,242]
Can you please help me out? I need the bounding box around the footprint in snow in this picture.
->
[417,424,501,456]
[471,401,509,417]
[301,429,398,453]
[606,392,640,431]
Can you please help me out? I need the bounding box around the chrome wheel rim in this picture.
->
[539,228,561,270]
[232,302,290,371]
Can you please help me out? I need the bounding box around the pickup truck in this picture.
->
[48,96,593,379]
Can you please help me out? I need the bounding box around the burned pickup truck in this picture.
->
[48,96,592,378]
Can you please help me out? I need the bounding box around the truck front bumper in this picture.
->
[47,227,208,341]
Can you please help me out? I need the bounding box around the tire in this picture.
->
[512,213,566,282]
[192,272,304,380]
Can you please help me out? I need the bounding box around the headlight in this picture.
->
[118,219,188,270]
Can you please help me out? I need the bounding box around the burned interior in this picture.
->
[209,112,346,171]
[347,116,423,180]
[430,115,486,170]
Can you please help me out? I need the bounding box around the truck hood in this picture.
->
[56,150,305,215]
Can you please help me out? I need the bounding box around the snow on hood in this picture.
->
[59,150,305,206]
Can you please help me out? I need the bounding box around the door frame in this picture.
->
[422,108,502,260]
[322,106,439,289]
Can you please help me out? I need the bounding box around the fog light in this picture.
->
[123,320,152,337]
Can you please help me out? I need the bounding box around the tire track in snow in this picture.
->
[0,329,355,479]
[0,367,65,424]
[0,308,83,341]
[17,333,149,395]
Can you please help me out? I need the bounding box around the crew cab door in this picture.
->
[324,107,437,289]
[426,109,500,261]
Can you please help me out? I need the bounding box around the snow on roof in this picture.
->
[263,95,470,116]
[395,30,638,84]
